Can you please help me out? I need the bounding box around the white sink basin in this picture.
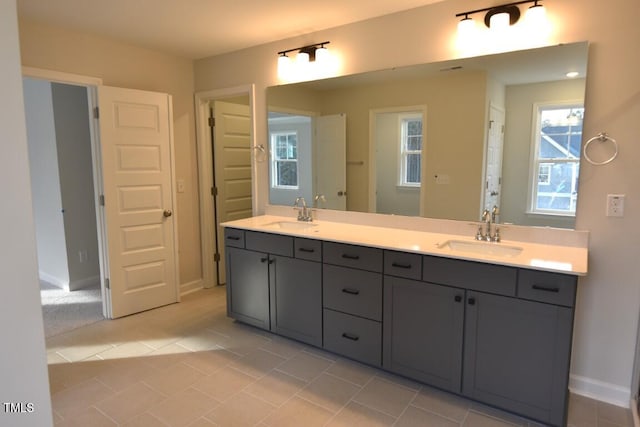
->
[263,221,318,231]
[437,239,523,258]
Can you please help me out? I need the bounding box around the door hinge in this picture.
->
[214,253,221,262]
[99,195,105,206]
[208,117,215,127]
[211,187,218,196]
[105,278,110,289]
[94,107,100,119]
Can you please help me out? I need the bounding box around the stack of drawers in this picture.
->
[322,242,383,366]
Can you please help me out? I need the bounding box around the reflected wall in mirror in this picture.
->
[267,42,588,229]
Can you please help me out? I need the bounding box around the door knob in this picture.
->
[163,209,173,217]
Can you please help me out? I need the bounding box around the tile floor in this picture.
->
[46,287,634,427]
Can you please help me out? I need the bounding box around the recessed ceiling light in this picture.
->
[566,71,580,78]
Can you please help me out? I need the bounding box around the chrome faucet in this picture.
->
[293,197,312,222]
[476,205,500,242]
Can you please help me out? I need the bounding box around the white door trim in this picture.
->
[194,85,256,288]
[20,67,109,317]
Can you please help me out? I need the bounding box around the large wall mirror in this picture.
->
[267,42,588,229]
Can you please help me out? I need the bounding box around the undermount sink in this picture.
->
[437,239,523,258]
[263,221,318,230]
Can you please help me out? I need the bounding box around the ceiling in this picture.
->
[17,0,445,60]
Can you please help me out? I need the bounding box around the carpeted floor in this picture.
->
[40,280,104,338]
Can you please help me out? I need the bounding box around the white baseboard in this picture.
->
[180,279,203,296]
[39,271,69,290]
[570,374,631,408]
[69,275,100,291]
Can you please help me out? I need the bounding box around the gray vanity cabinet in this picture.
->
[270,254,322,346]
[225,226,579,426]
[225,229,322,346]
[383,276,465,392]
[462,291,573,426]
[226,246,270,330]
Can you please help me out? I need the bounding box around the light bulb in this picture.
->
[525,3,546,26]
[457,17,476,39]
[277,54,292,81]
[296,51,310,65]
[315,46,329,64]
[489,12,510,31]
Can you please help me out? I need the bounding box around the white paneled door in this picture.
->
[213,100,252,285]
[98,86,178,318]
[315,114,346,210]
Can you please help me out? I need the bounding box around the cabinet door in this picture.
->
[226,247,270,330]
[463,292,573,426]
[270,256,322,346]
[383,277,464,393]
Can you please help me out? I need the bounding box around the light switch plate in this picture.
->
[177,179,185,193]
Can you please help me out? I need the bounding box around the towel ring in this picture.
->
[252,144,267,162]
[583,132,618,165]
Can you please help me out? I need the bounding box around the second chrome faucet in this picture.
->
[476,205,500,242]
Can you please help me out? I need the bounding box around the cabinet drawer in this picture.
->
[517,270,577,307]
[245,231,293,257]
[323,265,382,321]
[384,250,422,280]
[323,309,381,366]
[423,256,516,297]
[323,241,383,272]
[224,228,245,248]
[295,238,322,262]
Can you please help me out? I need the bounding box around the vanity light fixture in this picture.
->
[456,0,545,31]
[277,41,331,82]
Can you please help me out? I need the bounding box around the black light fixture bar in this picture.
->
[277,41,330,59]
[455,0,541,18]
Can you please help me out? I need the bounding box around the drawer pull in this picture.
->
[260,257,268,263]
[341,332,360,341]
[391,262,412,269]
[454,295,462,303]
[341,253,360,260]
[342,288,360,296]
[298,247,315,253]
[227,236,241,241]
[468,297,476,305]
[532,284,560,293]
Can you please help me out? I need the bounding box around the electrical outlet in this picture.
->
[606,194,625,217]
[79,250,88,263]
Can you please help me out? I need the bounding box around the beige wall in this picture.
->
[1,2,53,425]
[195,0,640,404]
[18,19,201,288]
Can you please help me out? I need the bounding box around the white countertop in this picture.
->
[222,215,588,276]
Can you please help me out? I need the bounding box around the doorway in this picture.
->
[195,86,257,288]
[23,67,181,321]
[370,106,427,216]
[23,77,104,336]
